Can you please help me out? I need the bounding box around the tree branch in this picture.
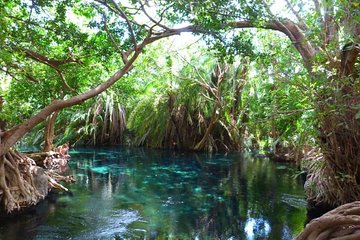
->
[313,0,321,16]
[140,1,171,32]
[1,63,39,83]
[263,1,315,71]
[101,13,132,65]
[0,68,20,82]
[125,19,315,71]
[230,20,315,71]
[102,13,122,54]
[54,68,76,93]
[96,0,138,52]
[323,3,338,47]
[20,48,78,92]
[284,0,309,31]
[110,0,138,52]
[22,48,82,68]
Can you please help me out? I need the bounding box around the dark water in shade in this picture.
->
[0,147,307,239]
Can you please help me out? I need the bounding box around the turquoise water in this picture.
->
[0,147,307,239]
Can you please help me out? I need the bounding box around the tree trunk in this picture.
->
[43,111,59,152]
[193,106,220,151]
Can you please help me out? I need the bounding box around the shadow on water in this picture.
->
[0,147,307,239]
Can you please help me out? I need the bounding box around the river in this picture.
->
[0,147,307,239]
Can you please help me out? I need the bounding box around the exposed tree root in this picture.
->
[0,150,46,213]
[297,201,360,240]
[0,145,74,213]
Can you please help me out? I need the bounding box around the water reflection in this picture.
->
[0,147,306,239]
[245,218,271,239]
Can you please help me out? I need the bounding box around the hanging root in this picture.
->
[297,201,360,240]
[0,148,74,213]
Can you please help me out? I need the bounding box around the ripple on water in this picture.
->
[74,210,144,239]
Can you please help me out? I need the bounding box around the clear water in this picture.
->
[0,147,307,239]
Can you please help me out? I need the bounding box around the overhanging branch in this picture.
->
[147,19,316,71]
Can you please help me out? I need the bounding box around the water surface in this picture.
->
[0,147,306,239]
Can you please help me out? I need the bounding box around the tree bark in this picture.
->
[43,111,59,152]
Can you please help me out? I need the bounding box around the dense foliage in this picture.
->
[12,34,315,155]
